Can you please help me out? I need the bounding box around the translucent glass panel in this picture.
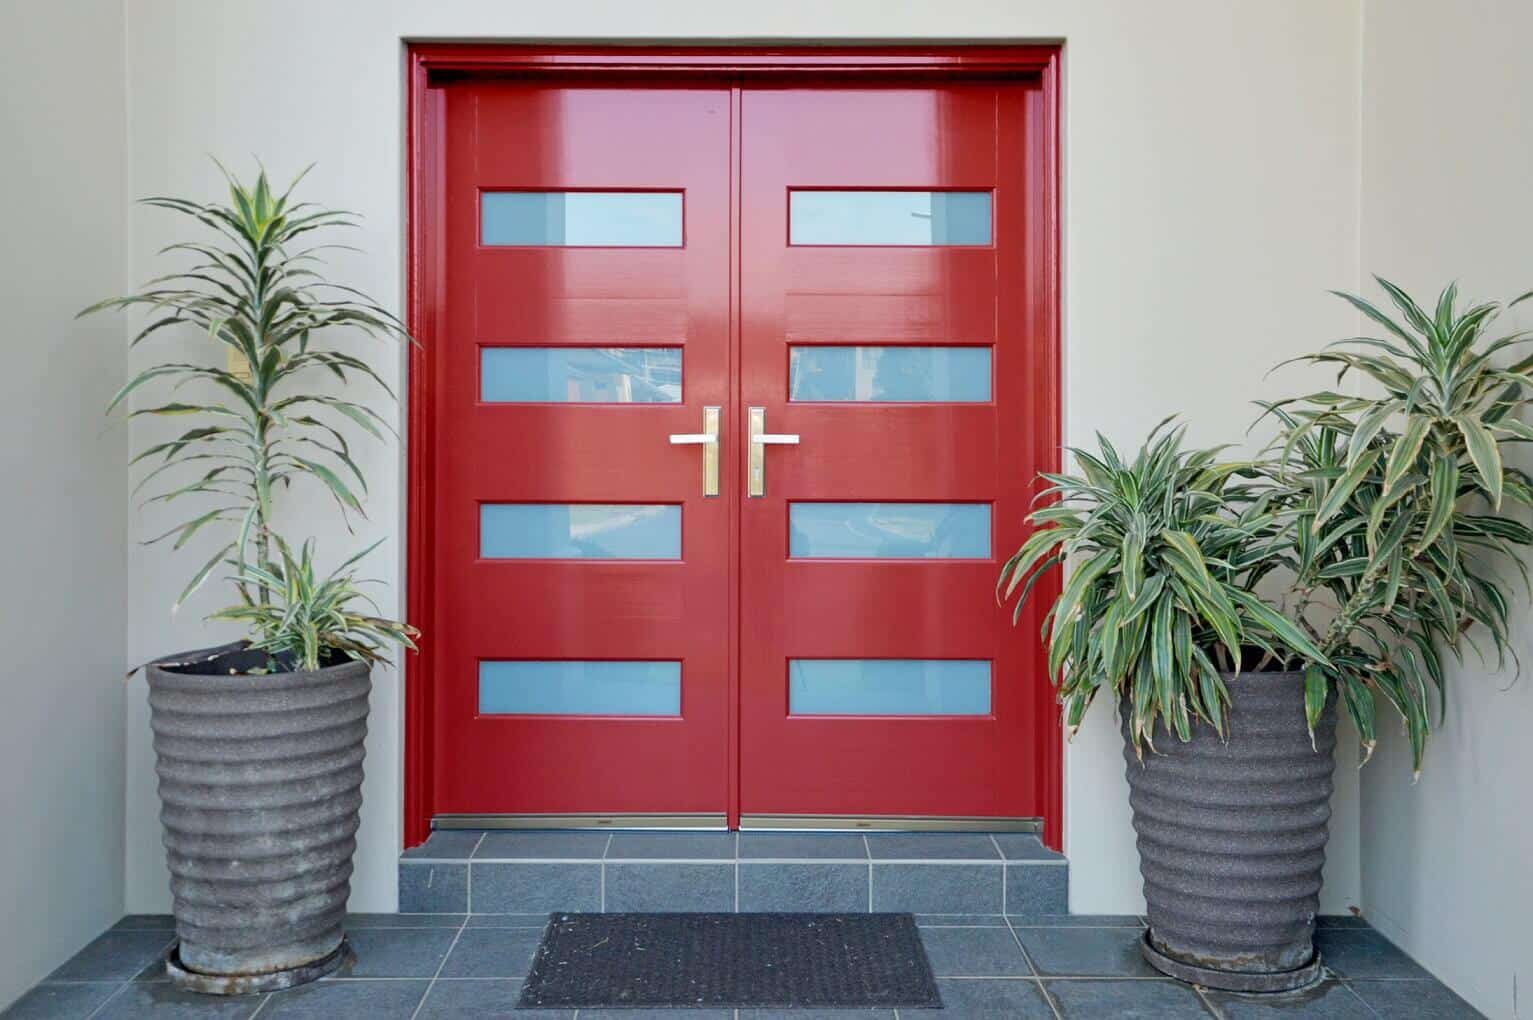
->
[481,347,682,403]
[481,192,683,247]
[789,191,991,246]
[789,346,991,402]
[789,659,991,715]
[789,503,990,559]
[480,661,681,716]
[480,504,681,559]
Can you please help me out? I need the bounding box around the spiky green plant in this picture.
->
[1003,279,1533,776]
[1260,278,1533,771]
[209,537,418,671]
[997,421,1329,753]
[81,162,417,668]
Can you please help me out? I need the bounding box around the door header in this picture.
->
[409,43,1060,83]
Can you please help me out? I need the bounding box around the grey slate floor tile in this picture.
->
[416,979,575,1017]
[1046,978,1217,1018]
[47,930,175,982]
[1314,928,1433,979]
[871,863,1003,913]
[345,912,466,928]
[737,1012,898,1019]
[933,977,1056,1017]
[439,927,543,978]
[471,862,601,913]
[737,832,868,860]
[401,829,483,860]
[604,831,737,860]
[331,927,457,978]
[1014,925,1161,977]
[110,914,176,931]
[260,979,430,1018]
[91,983,263,1019]
[1205,980,1377,1019]
[992,833,1065,861]
[918,926,1033,977]
[603,862,735,911]
[1010,913,1144,927]
[864,832,1002,860]
[398,861,468,913]
[0,981,120,1019]
[1349,978,1485,1018]
[475,830,612,860]
[737,862,867,912]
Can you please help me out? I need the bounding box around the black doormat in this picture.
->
[518,912,941,1010]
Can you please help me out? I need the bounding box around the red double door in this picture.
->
[427,79,1057,835]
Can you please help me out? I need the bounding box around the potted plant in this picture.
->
[1000,279,1532,992]
[82,165,417,994]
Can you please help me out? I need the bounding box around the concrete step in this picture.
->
[399,830,1067,916]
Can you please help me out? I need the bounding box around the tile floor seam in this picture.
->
[602,832,613,912]
[864,835,873,911]
[246,991,273,1018]
[81,980,131,1020]
[408,908,471,1020]
[1002,914,1063,1020]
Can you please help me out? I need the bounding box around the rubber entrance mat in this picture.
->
[518,912,942,1010]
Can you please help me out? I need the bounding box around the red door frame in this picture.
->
[404,43,1063,849]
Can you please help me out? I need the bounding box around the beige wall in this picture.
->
[1359,2,1533,1017]
[0,0,128,1008]
[120,0,1364,918]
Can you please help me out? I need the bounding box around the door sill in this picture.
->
[740,815,1043,833]
[433,813,727,830]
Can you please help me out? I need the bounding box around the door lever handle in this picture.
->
[748,407,797,497]
[670,407,720,497]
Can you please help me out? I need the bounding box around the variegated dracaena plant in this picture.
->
[1001,279,1533,773]
[81,163,418,671]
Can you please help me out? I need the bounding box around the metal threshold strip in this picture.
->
[433,813,1041,833]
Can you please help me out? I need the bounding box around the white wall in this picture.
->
[121,0,1364,917]
[0,0,128,1009]
[1359,3,1533,1017]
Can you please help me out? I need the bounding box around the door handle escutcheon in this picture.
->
[748,407,799,498]
[669,406,720,497]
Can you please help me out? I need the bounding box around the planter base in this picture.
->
[165,938,352,995]
[1140,931,1325,993]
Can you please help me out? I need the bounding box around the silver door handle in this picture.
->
[748,407,798,497]
[669,406,720,497]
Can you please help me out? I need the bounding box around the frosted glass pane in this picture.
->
[789,660,991,715]
[482,347,682,403]
[789,346,990,402]
[481,504,680,559]
[789,503,990,559]
[482,192,682,246]
[789,191,991,245]
[480,661,681,715]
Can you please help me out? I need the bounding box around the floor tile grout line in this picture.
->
[408,908,471,1020]
[600,833,613,912]
[864,834,873,911]
[1003,913,1063,1020]
[1342,979,1386,1018]
[82,979,132,1020]
[246,991,274,1018]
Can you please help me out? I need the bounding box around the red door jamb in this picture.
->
[404,44,1063,850]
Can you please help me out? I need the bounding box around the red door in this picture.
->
[431,83,733,818]
[737,85,1047,822]
[419,66,1057,833]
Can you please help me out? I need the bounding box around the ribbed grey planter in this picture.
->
[1122,670,1337,992]
[146,643,371,994]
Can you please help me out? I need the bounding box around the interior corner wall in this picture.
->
[1358,3,1533,1017]
[0,0,129,1009]
[120,0,1363,919]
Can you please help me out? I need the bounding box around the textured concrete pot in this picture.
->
[1122,669,1337,993]
[146,643,370,993]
